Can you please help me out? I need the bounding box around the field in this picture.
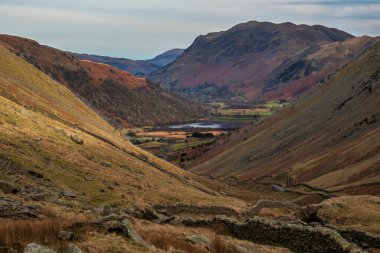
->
[125,100,288,168]
[124,128,225,168]
[208,100,288,122]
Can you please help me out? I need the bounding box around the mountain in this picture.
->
[1,34,379,253]
[190,42,380,198]
[74,48,184,77]
[150,21,379,101]
[0,35,203,127]
[149,48,185,67]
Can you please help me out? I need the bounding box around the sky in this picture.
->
[1,0,380,59]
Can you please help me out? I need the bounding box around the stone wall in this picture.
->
[153,204,239,217]
[180,216,364,253]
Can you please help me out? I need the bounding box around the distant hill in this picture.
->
[150,21,379,101]
[0,35,204,127]
[190,41,380,197]
[74,48,184,77]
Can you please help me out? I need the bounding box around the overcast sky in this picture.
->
[1,0,380,59]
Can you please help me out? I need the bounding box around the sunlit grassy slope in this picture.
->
[0,46,244,209]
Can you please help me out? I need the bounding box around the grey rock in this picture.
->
[101,205,120,216]
[143,207,169,223]
[100,161,112,168]
[84,175,93,181]
[62,189,76,198]
[122,207,135,216]
[185,235,211,249]
[105,218,148,248]
[63,244,83,253]
[0,181,18,194]
[271,184,285,192]
[24,243,56,253]
[101,213,122,222]
[28,170,44,179]
[0,197,40,218]
[20,187,53,202]
[120,219,149,247]
[234,245,249,253]
[70,135,84,145]
[58,231,74,241]
[120,164,130,170]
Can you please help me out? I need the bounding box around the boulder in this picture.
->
[142,207,170,223]
[101,205,120,216]
[24,243,56,253]
[63,244,83,253]
[121,219,149,247]
[185,235,211,249]
[84,175,93,181]
[70,135,84,145]
[58,231,74,241]
[0,181,18,194]
[20,187,53,202]
[105,218,149,248]
[62,189,76,199]
[100,161,112,168]
[234,245,249,253]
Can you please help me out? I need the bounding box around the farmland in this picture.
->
[126,100,289,167]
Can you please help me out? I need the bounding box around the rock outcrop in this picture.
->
[24,243,56,253]
[0,197,40,218]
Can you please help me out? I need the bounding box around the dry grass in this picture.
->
[0,210,92,252]
[310,195,380,235]
[77,231,148,253]
[134,219,290,253]
[135,221,208,253]
[0,218,71,251]
[210,237,239,253]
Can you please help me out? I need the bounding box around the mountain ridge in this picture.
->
[150,21,379,101]
[0,35,203,127]
[74,48,184,77]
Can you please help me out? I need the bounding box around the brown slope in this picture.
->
[190,42,380,196]
[73,48,184,77]
[72,53,159,77]
[0,35,206,127]
[0,44,244,209]
[150,21,378,101]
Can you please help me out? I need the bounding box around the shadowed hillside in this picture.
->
[190,42,380,197]
[0,35,204,127]
[151,21,378,101]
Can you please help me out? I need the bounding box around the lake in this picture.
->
[167,121,243,130]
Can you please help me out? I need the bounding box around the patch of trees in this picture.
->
[191,132,214,138]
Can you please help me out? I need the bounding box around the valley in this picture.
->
[127,100,287,168]
[0,11,380,253]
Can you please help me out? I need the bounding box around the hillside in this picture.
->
[150,21,378,101]
[0,44,243,208]
[190,42,380,198]
[1,34,379,253]
[74,48,184,77]
[0,35,203,127]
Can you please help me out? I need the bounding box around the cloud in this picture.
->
[0,0,379,58]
